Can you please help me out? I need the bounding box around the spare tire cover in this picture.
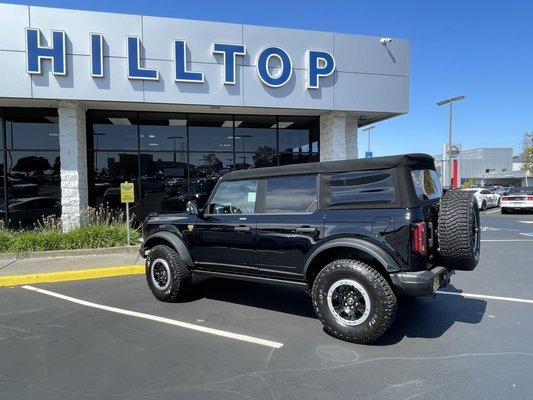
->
[438,190,480,271]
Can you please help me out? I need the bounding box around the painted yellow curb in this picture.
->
[0,264,145,287]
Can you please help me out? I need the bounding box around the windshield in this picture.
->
[509,187,533,195]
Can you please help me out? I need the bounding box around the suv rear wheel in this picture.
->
[146,244,191,302]
[312,259,397,344]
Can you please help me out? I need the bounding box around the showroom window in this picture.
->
[86,111,320,220]
[0,108,61,227]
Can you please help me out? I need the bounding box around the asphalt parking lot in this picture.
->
[1,210,532,400]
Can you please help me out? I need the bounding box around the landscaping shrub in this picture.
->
[0,206,140,254]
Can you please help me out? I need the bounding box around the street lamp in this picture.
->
[230,134,252,166]
[362,125,375,157]
[93,133,107,174]
[437,95,465,186]
[167,136,183,163]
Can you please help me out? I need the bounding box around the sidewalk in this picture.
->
[0,247,145,286]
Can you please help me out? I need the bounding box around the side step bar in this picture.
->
[192,269,308,287]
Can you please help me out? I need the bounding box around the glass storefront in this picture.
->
[87,111,319,220]
[0,108,61,227]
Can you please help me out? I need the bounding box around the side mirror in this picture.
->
[186,200,199,215]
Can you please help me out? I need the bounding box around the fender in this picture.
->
[303,238,401,276]
[142,231,194,267]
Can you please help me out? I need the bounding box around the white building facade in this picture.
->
[0,4,409,229]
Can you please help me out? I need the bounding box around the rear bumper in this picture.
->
[501,203,533,209]
[390,266,451,297]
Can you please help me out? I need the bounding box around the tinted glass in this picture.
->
[266,175,317,213]
[279,152,319,165]
[330,170,395,206]
[5,150,61,227]
[188,114,233,152]
[92,151,140,218]
[208,179,258,214]
[278,116,319,153]
[189,152,233,179]
[6,121,59,150]
[509,187,533,195]
[411,169,442,201]
[234,115,276,153]
[139,125,187,152]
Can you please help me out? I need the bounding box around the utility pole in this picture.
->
[437,96,465,186]
[362,125,375,158]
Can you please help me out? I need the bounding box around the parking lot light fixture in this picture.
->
[437,96,465,186]
[362,125,375,154]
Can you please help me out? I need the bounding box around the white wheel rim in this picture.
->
[327,279,371,326]
[151,258,171,291]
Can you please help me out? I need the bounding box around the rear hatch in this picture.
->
[501,187,533,205]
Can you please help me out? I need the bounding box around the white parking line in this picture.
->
[21,285,283,349]
[518,221,533,224]
[437,290,533,304]
[481,239,533,242]
[484,209,501,214]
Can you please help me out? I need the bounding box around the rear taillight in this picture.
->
[528,196,533,201]
[412,222,427,256]
[501,196,509,201]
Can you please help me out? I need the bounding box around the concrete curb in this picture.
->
[0,264,145,287]
[0,246,140,262]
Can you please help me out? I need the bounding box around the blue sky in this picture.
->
[6,0,532,157]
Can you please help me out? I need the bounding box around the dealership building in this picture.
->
[0,3,409,229]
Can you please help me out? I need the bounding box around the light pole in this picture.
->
[437,95,465,186]
[167,136,183,163]
[93,133,106,174]
[230,134,252,167]
[362,125,375,157]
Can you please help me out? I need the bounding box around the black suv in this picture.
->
[140,154,480,343]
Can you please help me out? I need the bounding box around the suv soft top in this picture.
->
[220,153,436,181]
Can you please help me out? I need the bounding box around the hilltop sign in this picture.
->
[25,28,336,89]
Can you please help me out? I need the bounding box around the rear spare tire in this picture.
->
[438,190,480,271]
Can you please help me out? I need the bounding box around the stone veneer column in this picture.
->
[58,102,88,231]
[319,112,359,161]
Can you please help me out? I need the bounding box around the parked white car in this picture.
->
[461,188,500,210]
[501,187,533,214]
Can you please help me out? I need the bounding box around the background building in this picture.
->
[0,4,409,229]
[434,147,531,187]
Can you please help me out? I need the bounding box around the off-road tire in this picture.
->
[146,244,191,302]
[438,190,480,271]
[312,259,397,344]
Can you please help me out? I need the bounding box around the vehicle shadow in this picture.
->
[188,277,317,318]
[376,285,487,345]
[185,279,487,343]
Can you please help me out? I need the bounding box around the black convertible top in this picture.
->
[221,153,436,181]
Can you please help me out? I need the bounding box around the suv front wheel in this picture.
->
[146,244,191,302]
[312,259,397,344]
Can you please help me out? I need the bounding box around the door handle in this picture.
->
[295,226,317,234]
[234,225,250,232]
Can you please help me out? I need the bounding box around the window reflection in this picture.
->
[93,151,140,218]
[5,151,61,227]
[86,112,319,219]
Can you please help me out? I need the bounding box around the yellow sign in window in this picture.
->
[120,182,135,203]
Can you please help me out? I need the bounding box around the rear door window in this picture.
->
[265,175,317,213]
[411,169,442,201]
[329,170,395,206]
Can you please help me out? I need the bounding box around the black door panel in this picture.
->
[256,212,325,278]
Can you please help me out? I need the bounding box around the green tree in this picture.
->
[521,132,533,173]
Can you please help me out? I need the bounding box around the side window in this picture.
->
[265,175,317,213]
[329,170,395,206]
[208,179,258,214]
[411,169,442,201]
[481,190,491,195]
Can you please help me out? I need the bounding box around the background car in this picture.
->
[461,188,500,210]
[500,187,533,214]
